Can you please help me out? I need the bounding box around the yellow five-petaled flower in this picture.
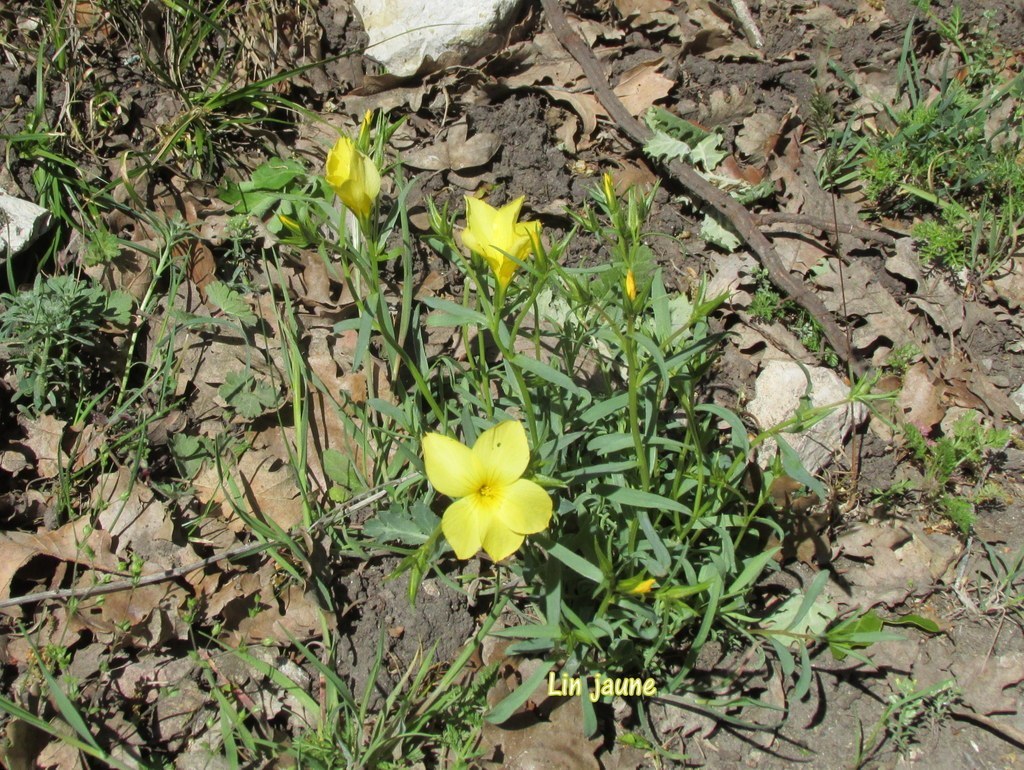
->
[461,196,541,289]
[422,421,553,561]
[326,135,381,221]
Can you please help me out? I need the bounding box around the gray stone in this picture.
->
[748,359,866,475]
[1012,383,1024,413]
[353,0,524,77]
[0,193,53,257]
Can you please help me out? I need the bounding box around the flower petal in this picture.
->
[359,153,381,204]
[494,197,524,237]
[325,136,380,219]
[472,421,529,487]
[494,478,552,535]
[422,433,484,498]
[480,520,526,562]
[441,495,490,559]
[516,220,542,259]
[465,197,499,243]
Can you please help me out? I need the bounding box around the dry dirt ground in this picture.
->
[2,0,1024,767]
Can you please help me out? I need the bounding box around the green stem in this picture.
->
[624,329,651,493]
[490,310,540,447]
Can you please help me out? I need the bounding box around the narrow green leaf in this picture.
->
[512,353,590,399]
[486,659,556,724]
[608,487,688,514]
[885,613,941,633]
[420,296,488,326]
[545,541,605,583]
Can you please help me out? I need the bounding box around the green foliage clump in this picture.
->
[0,274,130,416]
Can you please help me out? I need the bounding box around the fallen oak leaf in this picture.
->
[613,57,674,116]
[0,518,121,603]
[16,413,66,479]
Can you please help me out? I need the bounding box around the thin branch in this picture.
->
[752,212,903,246]
[729,0,764,49]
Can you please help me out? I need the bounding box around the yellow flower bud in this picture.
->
[625,269,637,301]
[325,135,381,220]
[630,578,656,594]
[358,110,373,144]
[602,172,616,203]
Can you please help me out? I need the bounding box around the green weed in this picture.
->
[818,4,1024,281]
[0,274,130,415]
[904,412,1010,532]
[854,677,959,766]
[748,266,840,367]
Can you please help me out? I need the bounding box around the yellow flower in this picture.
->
[624,269,637,301]
[461,196,541,288]
[325,136,380,220]
[422,421,553,561]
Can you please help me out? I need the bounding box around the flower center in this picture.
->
[478,483,497,499]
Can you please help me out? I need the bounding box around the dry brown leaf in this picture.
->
[36,739,85,770]
[0,448,31,476]
[0,518,121,603]
[941,355,1022,422]
[500,33,607,139]
[953,653,1024,716]
[614,0,671,18]
[481,646,602,769]
[193,447,304,532]
[607,159,658,191]
[816,257,933,365]
[828,524,959,612]
[988,257,1024,308]
[73,577,189,647]
[897,362,945,433]
[92,468,200,569]
[233,584,323,644]
[613,58,674,116]
[403,122,501,172]
[770,143,869,271]
[84,239,154,302]
[17,413,66,479]
[448,125,502,171]
[699,84,756,127]
[886,239,966,335]
[735,112,781,163]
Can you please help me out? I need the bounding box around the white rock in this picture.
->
[352,0,524,77]
[747,360,865,475]
[0,193,53,257]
